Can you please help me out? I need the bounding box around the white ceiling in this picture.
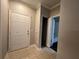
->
[42,0,60,10]
[11,0,60,10]
[11,0,40,10]
[21,0,40,9]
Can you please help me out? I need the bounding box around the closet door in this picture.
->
[9,11,31,51]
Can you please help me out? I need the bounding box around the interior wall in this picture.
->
[41,6,50,17]
[57,0,79,59]
[9,0,36,45]
[35,6,41,47]
[1,0,9,58]
[50,6,60,17]
[0,0,2,58]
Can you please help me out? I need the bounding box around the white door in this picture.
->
[47,17,52,47]
[9,11,31,51]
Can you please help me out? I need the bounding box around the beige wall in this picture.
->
[0,0,9,59]
[50,6,60,17]
[9,0,36,45]
[35,6,41,47]
[57,0,79,59]
[0,0,2,58]
[41,6,50,18]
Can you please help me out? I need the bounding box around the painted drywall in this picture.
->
[9,0,36,45]
[0,4,2,59]
[50,6,60,17]
[35,6,41,47]
[0,0,9,58]
[41,6,50,18]
[1,0,9,58]
[0,0,2,58]
[57,0,79,59]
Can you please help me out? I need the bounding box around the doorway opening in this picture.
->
[50,16,60,52]
[41,17,48,48]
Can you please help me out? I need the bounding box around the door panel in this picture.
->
[9,11,31,51]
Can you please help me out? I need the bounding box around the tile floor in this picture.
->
[5,45,56,59]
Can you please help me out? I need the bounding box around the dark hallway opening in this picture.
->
[41,17,48,48]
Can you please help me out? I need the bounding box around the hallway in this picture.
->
[1,0,79,59]
[5,45,56,59]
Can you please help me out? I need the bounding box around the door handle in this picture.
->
[27,30,29,35]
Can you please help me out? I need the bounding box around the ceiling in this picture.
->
[11,0,40,10]
[42,0,60,10]
[21,0,40,9]
[11,0,60,10]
